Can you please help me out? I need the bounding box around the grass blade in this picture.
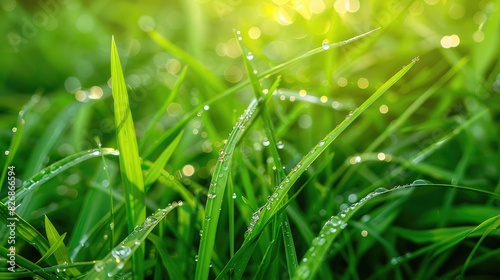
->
[2,148,119,204]
[44,215,80,277]
[195,98,262,280]
[84,202,182,279]
[111,36,147,278]
[244,58,419,243]
[143,29,380,159]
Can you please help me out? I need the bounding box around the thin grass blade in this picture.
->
[43,216,80,277]
[84,202,182,279]
[195,98,262,280]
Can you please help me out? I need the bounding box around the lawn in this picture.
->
[1,0,500,279]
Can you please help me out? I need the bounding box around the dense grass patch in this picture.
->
[1,1,500,279]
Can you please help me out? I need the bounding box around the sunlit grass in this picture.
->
[1,1,500,279]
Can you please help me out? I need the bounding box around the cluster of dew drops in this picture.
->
[93,201,183,276]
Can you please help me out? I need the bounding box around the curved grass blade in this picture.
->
[84,201,182,279]
[143,28,380,159]
[195,98,262,280]
[147,233,186,280]
[44,215,80,277]
[0,246,58,280]
[2,148,119,204]
[139,66,188,150]
[244,59,419,244]
[0,102,28,192]
[147,30,225,93]
[111,36,147,278]
[144,131,184,188]
[294,181,500,279]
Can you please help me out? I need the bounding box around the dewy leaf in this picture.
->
[110,36,147,278]
[44,216,80,277]
[84,202,182,279]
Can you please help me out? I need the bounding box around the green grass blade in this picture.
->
[139,66,188,150]
[144,131,184,188]
[143,29,379,159]
[84,202,182,279]
[35,233,66,265]
[43,215,80,277]
[0,246,57,279]
[147,30,225,93]
[244,58,418,243]
[195,98,262,280]
[147,233,186,280]
[0,116,25,193]
[111,36,147,278]
[0,202,49,255]
[2,148,119,204]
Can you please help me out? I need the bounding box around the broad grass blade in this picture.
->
[111,36,147,278]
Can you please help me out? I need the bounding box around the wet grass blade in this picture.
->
[2,148,119,204]
[84,202,182,279]
[195,98,262,280]
[244,58,419,243]
[111,36,147,278]
[44,215,80,277]
[143,29,380,159]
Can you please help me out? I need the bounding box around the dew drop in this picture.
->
[203,105,210,111]
[412,179,429,186]
[207,193,217,199]
[111,245,132,259]
[322,39,330,50]
[246,52,254,60]
[262,139,270,146]
[194,255,199,262]
[4,150,9,156]
[318,140,325,147]
[374,187,387,194]
[232,193,237,199]
[276,141,284,149]
[94,262,105,272]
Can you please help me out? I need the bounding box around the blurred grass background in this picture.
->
[1,0,499,278]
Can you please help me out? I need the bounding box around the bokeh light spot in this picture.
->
[298,114,312,129]
[182,165,195,177]
[338,77,348,87]
[274,5,296,25]
[138,15,156,32]
[320,96,328,103]
[424,0,439,5]
[248,27,261,39]
[357,78,369,89]
[379,104,389,114]
[448,3,465,20]
[76,15,94,33]
[88,86,103,100]
[224,65,243,83]
[473,30,485,42]
[440,34,460,48]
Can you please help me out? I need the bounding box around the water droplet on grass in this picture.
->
[412,179,429,185]
[322,39,330,50]
[94,262,105,272]
[246,52,254,60]
[232,193,237,199]
[374,187,387,193]
[276,141,284,149]
[262,139,270,146]
[112,245,132,259]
